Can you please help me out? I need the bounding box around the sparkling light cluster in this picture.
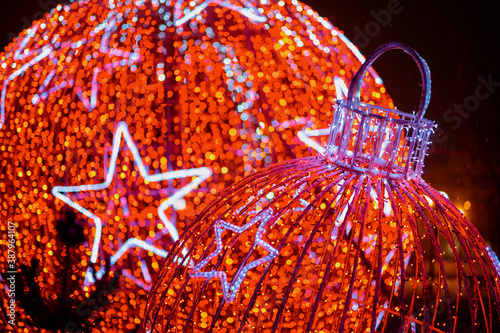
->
[0,0,392,331]
[145,44,500,332]
[486,247,500,277]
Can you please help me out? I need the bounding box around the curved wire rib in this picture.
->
[144,157,500,332]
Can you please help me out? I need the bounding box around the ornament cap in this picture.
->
[326,42,435,180]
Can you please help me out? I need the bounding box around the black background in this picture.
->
[0,0,499,252]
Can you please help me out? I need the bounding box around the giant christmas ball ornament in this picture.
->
[0,0,393,330]
[144,43,500,333]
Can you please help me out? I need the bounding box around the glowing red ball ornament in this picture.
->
[145,43,500,333]
[0,0,393,331]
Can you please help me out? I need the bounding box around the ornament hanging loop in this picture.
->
[326,42,435,180]
[347,42,431,120]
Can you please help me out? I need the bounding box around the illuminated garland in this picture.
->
[172,0,267,26]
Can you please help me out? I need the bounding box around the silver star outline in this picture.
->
[189,208,278,303]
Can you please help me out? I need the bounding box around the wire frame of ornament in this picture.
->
[0,0,394,331]
[144,43,500,333]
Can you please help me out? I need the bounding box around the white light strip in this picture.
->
[141,259,153,283]
[334,76,349,100]
[190,208,277,303]
[333,31,382,85]
[52,121,212,288]
[297,128,328,155]
[174,0,267,27]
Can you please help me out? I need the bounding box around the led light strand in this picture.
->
[173,0,267,27]
[190,208,277,303]
[486,247,500,277]
[329,27,382,84]
[33,12,141,111]
[52,121,212,287]
[374,229,413,330]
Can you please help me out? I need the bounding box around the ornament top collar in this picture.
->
[325,42,435,180]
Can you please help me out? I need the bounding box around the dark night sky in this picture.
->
[0,0,499,251]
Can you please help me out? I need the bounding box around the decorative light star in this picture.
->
[173,0,267,27]
[1,24,52,128]
[31,12,141,111]
[0,9,140,128]
[189,208,278,303]
[52,121,212,288]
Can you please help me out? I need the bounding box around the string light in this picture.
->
[487,246,500,277]
[190,208,277,303]
[173,0,267,26]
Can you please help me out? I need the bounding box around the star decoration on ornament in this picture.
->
[189,208,278,303]
[52,121,212,288]
[173,0,267,27]
[0,10,141,128]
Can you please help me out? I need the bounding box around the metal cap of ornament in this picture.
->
[325,42,434,179]
[144,42,500,333]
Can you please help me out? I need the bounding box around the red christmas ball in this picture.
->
[144,43,500,333]
[0,0,391,331]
